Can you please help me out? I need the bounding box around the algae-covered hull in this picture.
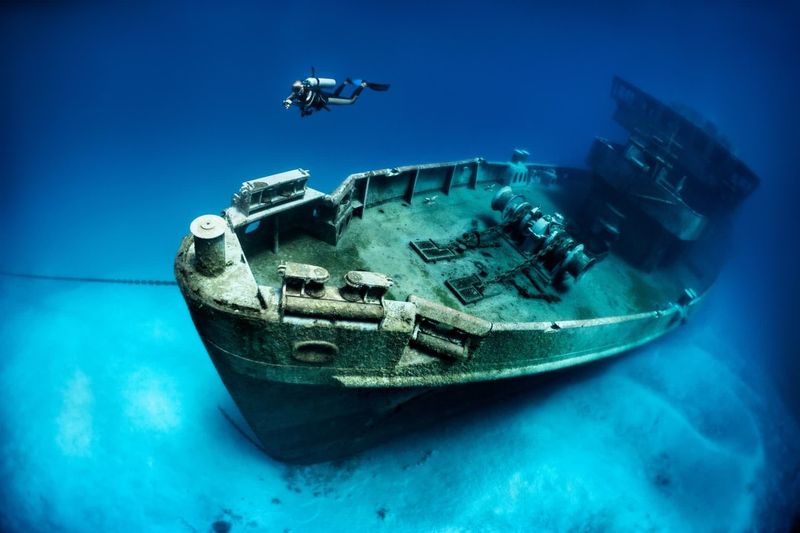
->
[175,77,758,463]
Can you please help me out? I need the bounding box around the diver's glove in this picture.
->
[283,98,293,109]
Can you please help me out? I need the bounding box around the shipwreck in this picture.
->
[175,77,758,463]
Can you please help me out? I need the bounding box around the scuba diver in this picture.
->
[283,68,390,117]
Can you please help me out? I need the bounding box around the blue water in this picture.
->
[2,2,799,531]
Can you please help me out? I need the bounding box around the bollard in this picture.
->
[190,215,227,276]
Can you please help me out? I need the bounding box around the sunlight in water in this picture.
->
[56,370,94,457]
[123,369,181,432]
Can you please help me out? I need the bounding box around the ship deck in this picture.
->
[245,185,689,323]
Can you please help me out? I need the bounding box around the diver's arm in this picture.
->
[282,93,296,109]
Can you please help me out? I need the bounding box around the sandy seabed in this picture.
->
[0,281,797,532]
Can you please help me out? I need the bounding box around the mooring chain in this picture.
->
[0,271,178,286]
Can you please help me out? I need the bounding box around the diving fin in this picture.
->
[364,81,390,91]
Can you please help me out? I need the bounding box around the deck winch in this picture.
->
[491,186,596,284]
[411,185,598,304]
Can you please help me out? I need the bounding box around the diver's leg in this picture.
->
[325,97,355,105]
[326,84,367,106]
[324,79,389,106]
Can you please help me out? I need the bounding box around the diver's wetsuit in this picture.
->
[283,77,390,117]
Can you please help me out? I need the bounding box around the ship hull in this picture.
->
[208,341,432,463]
[204,338,589,464]
[189,296,693,463]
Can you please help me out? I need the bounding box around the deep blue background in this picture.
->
[1,1,799,530]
